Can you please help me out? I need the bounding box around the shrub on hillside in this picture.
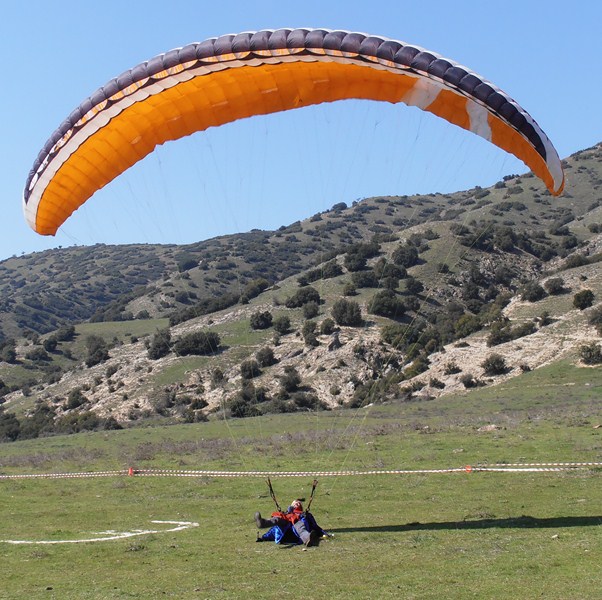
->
[25,347,50,363]
[256,346,276,367]
[173,331,220,356]
[279,366,301,396]
[0,409,21,442]
[481,353,508,376]
[444,361,462,375]
[562,254,588,270]
[332,299,363,326]
[320,318,336,335]
[240,359,261,379]
[250,310,273,330]
[520,281,546,302]
[147,328,171,360]
[579,342,602,365]
[272,315,291,335]
[573,289,595,310]
[368,290,405,319]
[460,373,479,388]
[66,388,87,410]
[351,270,379,289]
[239,278,270,304]
[392,243,419,268]
[285,286,321,308]
[302,320,319,347]
[0,340,17,364]
[302,301,319,319]
[43,336,58,353]
[55,325,76,342]
[587,304,602,335]
[405,277,424,295]
[297,260,342,286]
[85,335,109,367]
[544,277,568,295]
[487,321,536,346]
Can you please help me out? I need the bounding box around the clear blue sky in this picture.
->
[1,0,600,261]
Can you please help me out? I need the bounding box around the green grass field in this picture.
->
[1,362,601,599]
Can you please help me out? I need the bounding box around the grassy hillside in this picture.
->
[0,144,601,437]
[2,143,601,343]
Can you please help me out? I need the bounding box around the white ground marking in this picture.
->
[1,520,199,545]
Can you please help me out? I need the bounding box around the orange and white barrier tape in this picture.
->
[0,462,600,480]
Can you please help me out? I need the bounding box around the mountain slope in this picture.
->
[0,143,601,437]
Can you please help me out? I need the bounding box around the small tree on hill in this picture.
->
[303,301,320,319]
[85,335,109,367]
[240,359,261,379]
[332,299,363,326]
[544,277,567,295]
[250,310,273,330]
[368,290,405,319]
[573,289,595,310]
[520,281,546,302]
[148,328,172,360]
[256,346,276,367]
[302,320,319,347]
[0,409,21,442]
[272,315,291,335]
[285,287,321,308]
[392,243,419,268]
[481,353,508,376]
[579,342,602,365]
[279,366,301,397]
[174,331,220,356]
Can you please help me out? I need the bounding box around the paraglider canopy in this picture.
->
[23,28,564,236]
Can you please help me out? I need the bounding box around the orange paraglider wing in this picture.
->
[24,29,564,235]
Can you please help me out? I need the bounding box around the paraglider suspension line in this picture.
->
[266,477,282,512]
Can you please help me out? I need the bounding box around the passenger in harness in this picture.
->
[254,480,328,547]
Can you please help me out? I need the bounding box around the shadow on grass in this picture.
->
[331,515,602,533]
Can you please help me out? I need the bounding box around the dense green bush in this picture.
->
[240,359,261,379]
[368,290,405,319]
[544,277,568,295]
[302,320,319,347]
[85,335,109,367]
[173,331,220,356]
[285,286,321,308]
[487,321,536,346]
[239,278,270,304]
[25,347,50,363]
[0,409,21,441]
[302,301,319,319]
[148,328,171,360]
[579,342,602,365]
[43,336,58,352]
[573,289,595,310]
[66,388,87,410]
[250,310,273,330]
[55,324,76,342]
[320,318,336,335]
[332,299,363,326]
[297,260,343,285]
[272,315,291,335]
[520,282,546,302]
[279,366,301,396]
[392,243,419,268]
[256,346,276,367]
[351,270,379,289]
[481,353,508,375]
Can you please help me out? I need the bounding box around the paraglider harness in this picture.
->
[259,478,327,544]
